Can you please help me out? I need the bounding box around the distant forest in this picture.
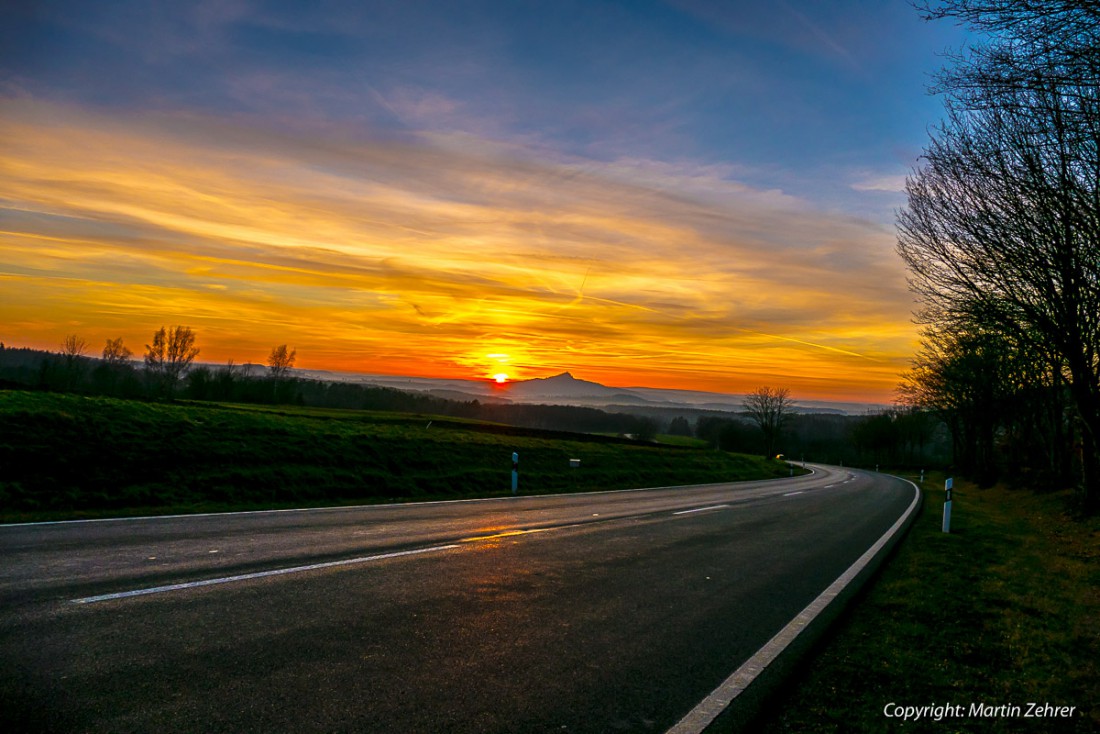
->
[0,343,951,469]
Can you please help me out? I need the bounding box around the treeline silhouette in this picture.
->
[0,342,950,470]
[0,344,664,440]
[898,2,1100,513]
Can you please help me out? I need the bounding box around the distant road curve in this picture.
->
[0,465,918,733]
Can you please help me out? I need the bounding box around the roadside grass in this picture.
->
[0,390,794,522]
[755,472,1100,733]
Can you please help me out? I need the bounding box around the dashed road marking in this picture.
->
[672,505,730,516]
[71,544,460,605]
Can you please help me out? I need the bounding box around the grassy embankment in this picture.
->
[0,390,792,523]
[756,472,1100,733]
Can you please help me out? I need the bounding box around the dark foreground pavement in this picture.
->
[0,465,915,733]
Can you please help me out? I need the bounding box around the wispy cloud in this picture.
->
[850,172,909,193]
[0,98,915,400]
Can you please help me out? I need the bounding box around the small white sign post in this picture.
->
[942,477,953,533]
[511,452,519,495]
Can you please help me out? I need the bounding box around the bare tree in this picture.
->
[102,337,133,365]
[267,344,296,381]
[61,334,87,360]
[144,326,200,397]
[917,1,1100,107]
[744,387,793,459]
[59,334,88,391]
[266,344,297,403]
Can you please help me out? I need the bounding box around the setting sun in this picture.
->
[493,373,509,384]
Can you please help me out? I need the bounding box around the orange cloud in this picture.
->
[0,98,916,402]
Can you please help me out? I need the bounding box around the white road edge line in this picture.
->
[672,505,730,516]
[665,477,920,734]
[70,544,460,605]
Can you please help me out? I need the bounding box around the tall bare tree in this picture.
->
[61,334,86,355]
[266,344,297,403]
[744,386,793,459]
[267,344,296,381]
[144,326,200,397]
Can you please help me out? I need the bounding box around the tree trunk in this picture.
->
[1067,363,1100,514]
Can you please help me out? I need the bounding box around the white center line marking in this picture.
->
[782,491,804,497]
[672,504,730,516]
[71,544,460,605]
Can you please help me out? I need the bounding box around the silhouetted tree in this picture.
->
[213,360,239,400]
[90,337,136,397]
[61,335,86,360]
[144,326,199,398]
[265,345,297,403]
[102,337,132,365]
[267,344,296,380]
[745,387,793,459]
[60,334,88,391]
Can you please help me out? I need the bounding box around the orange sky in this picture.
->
[0,99,918,403]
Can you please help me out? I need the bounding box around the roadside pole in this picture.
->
[511,452,519,495]
[942,477,953,533]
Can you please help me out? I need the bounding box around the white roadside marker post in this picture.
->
[943,477,953,533]
[512,452,519,495]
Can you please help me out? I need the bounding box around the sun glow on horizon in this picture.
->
[493,373,509,384]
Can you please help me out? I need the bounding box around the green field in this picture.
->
[0,390,794,522]
[757,474,1100,733]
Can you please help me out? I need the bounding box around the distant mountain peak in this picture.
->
[501,371,649,402]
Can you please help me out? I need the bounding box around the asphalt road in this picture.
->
[0,465,916,733]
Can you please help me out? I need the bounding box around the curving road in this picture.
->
[0,464,917,733]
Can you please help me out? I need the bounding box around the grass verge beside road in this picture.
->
[756,473,1100,733]
[0,390,794,522]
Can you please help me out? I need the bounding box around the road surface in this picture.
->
[0,464,917,733]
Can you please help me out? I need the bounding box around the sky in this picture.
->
[0,1,972,403]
